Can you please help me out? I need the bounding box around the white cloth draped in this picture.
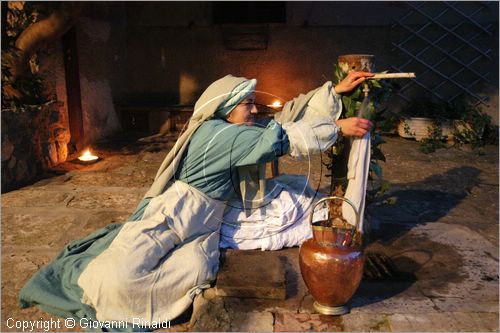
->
[343,133,371,231]
[78,181,225,322]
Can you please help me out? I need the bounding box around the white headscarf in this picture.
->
[144,75,256,199]
[212,79,257,118]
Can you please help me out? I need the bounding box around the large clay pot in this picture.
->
[299,196,364,315]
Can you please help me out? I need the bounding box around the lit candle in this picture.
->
[267,100,283,109]
[78,149,99,162]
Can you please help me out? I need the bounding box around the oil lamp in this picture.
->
[77,148,99,164]
[267,100,283,109]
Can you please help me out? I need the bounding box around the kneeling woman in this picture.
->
[19,73,372,326]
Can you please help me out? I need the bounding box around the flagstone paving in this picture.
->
[1,133,498,332]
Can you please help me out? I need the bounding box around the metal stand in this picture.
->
[313,301,349,316]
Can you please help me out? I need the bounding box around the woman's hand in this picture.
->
[334,71,374,94]
[336,117,373,137]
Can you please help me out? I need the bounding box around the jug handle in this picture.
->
[309,196,360,237]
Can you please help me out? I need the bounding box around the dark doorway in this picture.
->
[62,27,84,152]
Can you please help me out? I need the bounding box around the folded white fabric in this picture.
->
[220,175,328,251]
[343,133,371,232]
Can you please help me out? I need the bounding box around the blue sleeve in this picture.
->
[230,120,290,167]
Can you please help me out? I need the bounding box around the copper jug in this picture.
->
[299,196,364,315]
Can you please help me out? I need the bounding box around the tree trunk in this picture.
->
[11,3,84,80]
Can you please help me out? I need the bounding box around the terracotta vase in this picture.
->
[337,54,375,73]
[299,196,364,315]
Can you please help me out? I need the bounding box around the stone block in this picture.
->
[1,291,83,332]
[349,296,438,314]
[53,127,70,143]
[1,190,71,208]
[54,210,131,246]
[7,155,16,169]
[229,311,274,332]
[390,312,458,331]
[387,312,498,332]
[450,312,499,331]
[1,251,87,331]
[215,250,286,300]
[2,210,78,248]
[47,142,59,166]
[67,191,143,210]
[219,248,310,314]
[1,251,57,291]
[274,312,344,332]
[56,140,68,163]
[2,139,14,161]
[429,297,499,314]
[189,292,230,332]
[81,211,131,233]
[15,159,29,181]
[67,172,152,188]
[342,313,391,332]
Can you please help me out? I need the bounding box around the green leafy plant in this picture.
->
[324,65,395,203]
[449,99,498,149]
[333,65,394,119]
[405,96,498,152]
[419,124,447,153]
[1,2,51,113]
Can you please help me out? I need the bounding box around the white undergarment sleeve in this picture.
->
[282,117,340,159]
[281,81,343,159]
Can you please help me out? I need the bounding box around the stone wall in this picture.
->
[76,7,125,144]
[122,2,499,124]
[2,41,70,192]
[1,3,126,192]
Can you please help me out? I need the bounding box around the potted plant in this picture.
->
[397,96,455,141]
[398,95,497,152]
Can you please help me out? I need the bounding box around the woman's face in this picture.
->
[227,94,257,125]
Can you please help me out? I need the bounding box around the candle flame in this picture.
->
[78,149,98,162]
[267,100,283,109]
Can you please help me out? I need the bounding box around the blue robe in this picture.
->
[18,119,288,331]
[176,118,289,200]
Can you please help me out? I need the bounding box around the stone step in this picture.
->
[215,249,286,300]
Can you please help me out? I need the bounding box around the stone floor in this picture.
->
[1,133,498,332]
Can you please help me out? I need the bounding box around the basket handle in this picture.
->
[309,196,360,233]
